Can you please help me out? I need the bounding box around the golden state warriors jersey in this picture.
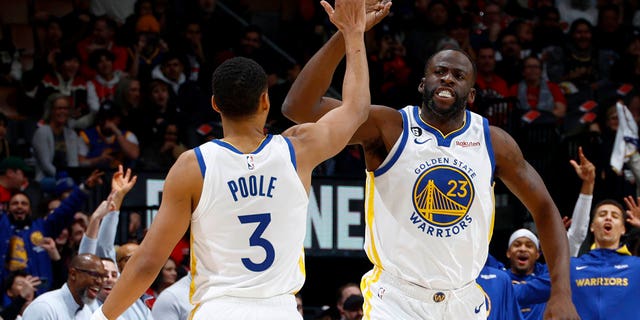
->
[364,106,495,289]
[189,135,307,304]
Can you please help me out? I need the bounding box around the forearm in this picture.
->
[282,32,346,123]
[536,202,572,295]
[341,31,370,124]
[96,211,119,262]
[102,250,165,318]
[567,193,592,257]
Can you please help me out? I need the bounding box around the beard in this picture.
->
[422,87,467,117]
[80,287,96,306]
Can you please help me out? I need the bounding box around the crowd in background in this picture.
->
[1,0,640,319]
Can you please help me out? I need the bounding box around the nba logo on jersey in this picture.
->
[246,155,255,170]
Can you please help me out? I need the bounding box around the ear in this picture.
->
[506,250,511,259]
[211,95,221,114]
[417,78,425,94]
[467,87,476,105]
[260,91,270,111]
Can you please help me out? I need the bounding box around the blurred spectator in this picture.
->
[139,122,186,171]
[1,270,41,319]
[78,107,140,169]
[151,274,192,320]
[34,17,65,76]
[610,28,640,87]
[509,56,567,120]
[22,253,106,319]
[495,32,524,86]
[128,14,167,83]
[76,16,128,80]
[31,94,81,184]
[113,76,142,127]
[473,44,512,128]
[560,19,600,91]
[341,294,363,320]
[534,6,566,82]
[446,12,476,61]
[0,157,31,209]
[177,20,212,93]
[115,243,138,272]
[505,229,548,320]
[569,198,640,320]
[145,258,178,309]
[90,0,135,24]
[509,19,534,58]
[1,184,91,294]
[368,25,412,107]
[594,4,630,55]
[556,0,597,26]
[295,292,304,317]
[152,52,210,147]
[121,0,155,46]
[39,50,92,129]
[185,0,239,64]
[336,282,361,320]
[403,0,452,75]
[214,25,281,88]
[135,79,178,145]
[0,26,22,85]
[86,49,125,113]
[59,0,94,48]
[471,2,510,48]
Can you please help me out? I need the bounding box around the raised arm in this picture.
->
[490,126,579,319]
[95,166,138,261]
[623,195,640,229]
[567,146,595,257]
[93,152,198,320]
[283,0,370,185]
[281,0,391,124]
[78,199,112,255]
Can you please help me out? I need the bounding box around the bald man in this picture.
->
[116,243,138,272]
[23,254,107,319]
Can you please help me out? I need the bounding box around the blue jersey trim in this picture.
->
[282,136,297,170]
[253,134,273,154]
[483,117,496,182]
[194,146,206,177]
[374,109,409,177]
[414,108,472,147]
[211,135,274,154]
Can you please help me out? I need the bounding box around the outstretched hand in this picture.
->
[111,165,138,211]
[569,146,595,183]
[623,196,640,228]
[365,0,392,31]
[321,0,367,33]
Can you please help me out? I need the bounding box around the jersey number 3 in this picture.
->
[238,213,275,272]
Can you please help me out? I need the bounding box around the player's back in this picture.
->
[189,135,308,304]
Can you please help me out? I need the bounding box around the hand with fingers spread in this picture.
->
[569,146,595,186]
[111,165,138,211]
[623,196,640,228]
[321,0,367,34]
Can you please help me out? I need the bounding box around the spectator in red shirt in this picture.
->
[509,55,566,120]
[77,16,128,80]
[0,157,30,210]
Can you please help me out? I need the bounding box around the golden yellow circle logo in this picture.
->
[412,165,474,226]
[30,231,44,246]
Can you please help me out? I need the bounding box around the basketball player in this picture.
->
[90,0,370,319]
[281,3,579,319]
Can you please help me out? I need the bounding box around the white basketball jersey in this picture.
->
[364,106,495,289]
[189,135,308,305]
